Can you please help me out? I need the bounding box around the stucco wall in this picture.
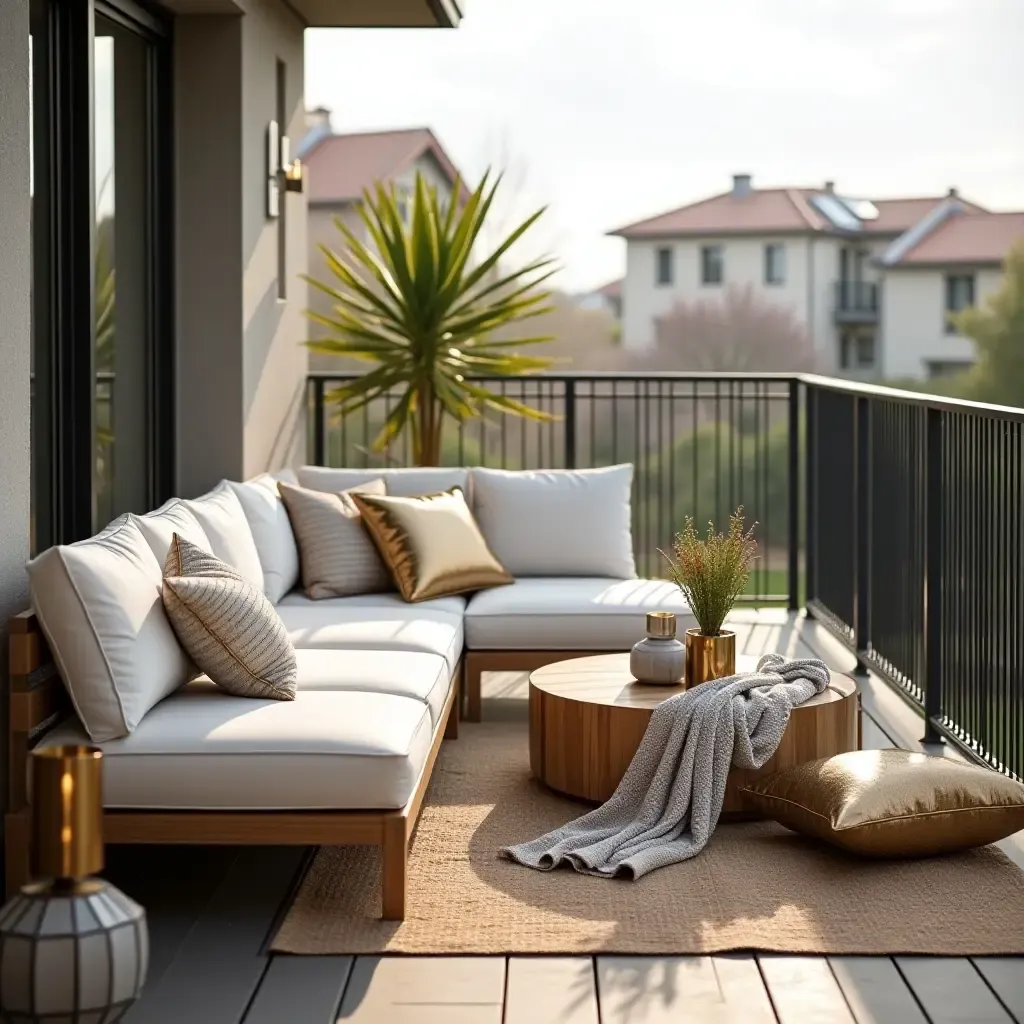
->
[241,0,308,478]
[880,267,999,379]
[621,234,843,366]
[0,0,32,822]
[175,0,307,495]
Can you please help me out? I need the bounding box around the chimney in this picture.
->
[304,106,333,133]
[824,180,835,194]
[732,173,752,197]
[947,186,959,198]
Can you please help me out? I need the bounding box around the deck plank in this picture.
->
[338,956,505,1023]
[244,956,353,1023]
[828,957,928,1023]
[973,959,1024,1023]
[505,958,599,1024]
[125,846,306,1024]
[758,956,856,1024]
[896,957,1014,1024]
[597,956,776,1023]
[106,844,240,997]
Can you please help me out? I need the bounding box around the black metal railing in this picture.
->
[308,369,1024,779]
[307,372,802,604]
[834,280,880,321]
[805,375,1024,779]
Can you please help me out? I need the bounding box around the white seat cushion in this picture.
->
[185,481,265,591]
[290,648,452,727]
[42,686,433,811]
[275,592,464,671]
[296,465,469,498]
[26,516,193,742]
[470,465,636,578]
[229,475,300,603]
[464,577,696,650]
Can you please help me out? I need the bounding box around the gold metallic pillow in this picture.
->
[351,487,512,603]
[743,748,1024,858]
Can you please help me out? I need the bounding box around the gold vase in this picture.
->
[684,628,736,688]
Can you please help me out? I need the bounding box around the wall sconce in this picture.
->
[267,119,280,219]
[284,157,305,193]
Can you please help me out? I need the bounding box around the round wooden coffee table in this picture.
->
[528,653,860,817]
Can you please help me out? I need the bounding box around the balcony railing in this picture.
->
[834,280,880,323]
[307,370,1024,780]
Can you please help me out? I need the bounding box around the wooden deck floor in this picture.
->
[111,610,1024,1024]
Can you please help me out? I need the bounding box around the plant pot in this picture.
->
[684,628,736,689]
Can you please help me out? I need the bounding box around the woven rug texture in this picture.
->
[272,709,1024,956]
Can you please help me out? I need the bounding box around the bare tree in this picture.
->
[641,284,817,372]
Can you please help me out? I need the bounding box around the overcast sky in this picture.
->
[305,0,1024,292]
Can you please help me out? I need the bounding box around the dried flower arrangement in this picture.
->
[661,508,758,637]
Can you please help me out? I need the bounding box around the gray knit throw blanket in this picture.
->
[503,652,830,879]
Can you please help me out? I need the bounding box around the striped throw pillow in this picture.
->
[162,534,297,700]
[277,479,392,599]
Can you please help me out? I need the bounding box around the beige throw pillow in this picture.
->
[277,479,392,600]
[162,535,297,701]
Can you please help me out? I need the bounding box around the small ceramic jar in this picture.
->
[629,611,686,685]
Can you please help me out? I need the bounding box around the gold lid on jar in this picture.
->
[31,746,104,881]
[646,611,677,639]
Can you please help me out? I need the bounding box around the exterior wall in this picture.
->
[0,0,32,822]
[880,267,1000,379]
[241,0,308,478]
[621,234,846,370]
[175,0,307,495]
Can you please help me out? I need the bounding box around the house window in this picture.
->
[655,246,673,286]
[944,273,975,333]
[840,331,876,371]
[701,245,724,285]
[764,243,786,285]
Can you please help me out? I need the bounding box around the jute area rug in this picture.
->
[273,705,1024,956]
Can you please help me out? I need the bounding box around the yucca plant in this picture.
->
[304,170,559,466]
[661,509,758,636]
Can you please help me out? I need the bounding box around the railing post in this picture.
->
[312,376,326,466]
[922,406,945,744]
[853,394,871,674]
[787,379,800,611]
[563,378,576,469]
[804,383,817,614]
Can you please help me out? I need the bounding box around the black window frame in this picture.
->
[944,272,976,334]
[31,0,174,551]
[764,243,786,286]
[701,244,724,286]
[655,246,673,286]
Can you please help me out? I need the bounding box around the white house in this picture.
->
[610,174,1022,379]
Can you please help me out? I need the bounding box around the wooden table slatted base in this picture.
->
[529,653,860,815]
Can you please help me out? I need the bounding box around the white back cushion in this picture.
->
[470,465,637,578]
[27,516,193,742]
[134,499,211,565]
[229,475,300,604]
[296,466,469,498]
[185,481,265,591]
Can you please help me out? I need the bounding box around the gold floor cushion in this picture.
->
[352,487,512,603]
[743,748,1024,857]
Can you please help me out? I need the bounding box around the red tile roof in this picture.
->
[894,211,1024,266]
[595,278,622,298]
[610,187,987,239]
[304,127,465,203]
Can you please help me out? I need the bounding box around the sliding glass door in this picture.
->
[30,0,173,550]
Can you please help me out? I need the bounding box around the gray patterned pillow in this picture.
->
[162,534,297,700]
[277,479,392,599]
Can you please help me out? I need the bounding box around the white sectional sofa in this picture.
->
[6,464,694,919]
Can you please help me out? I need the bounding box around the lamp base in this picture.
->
[0,876,148,1021]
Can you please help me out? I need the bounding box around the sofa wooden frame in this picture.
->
[463,649,612,722]
[4,610,460,921]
